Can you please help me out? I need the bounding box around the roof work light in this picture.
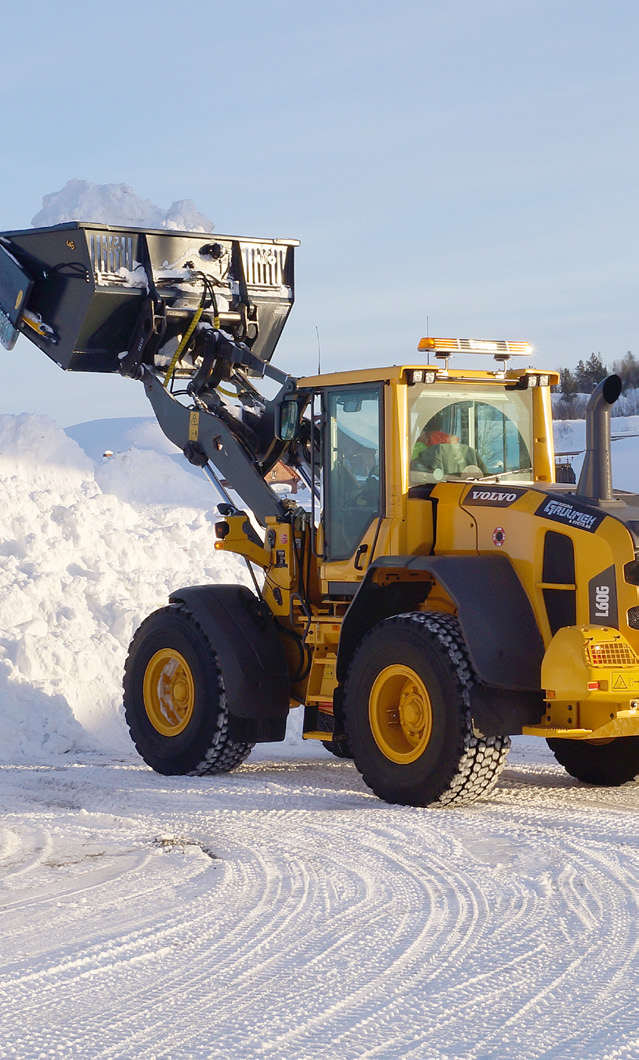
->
[418,337,533,357]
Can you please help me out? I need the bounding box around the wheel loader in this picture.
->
[2,220,639,806]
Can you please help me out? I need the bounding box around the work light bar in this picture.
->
[418,337,532,357]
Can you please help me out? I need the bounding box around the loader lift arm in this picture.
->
[139,358,299,525]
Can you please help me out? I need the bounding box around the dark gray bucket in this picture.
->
[0,222,298,373]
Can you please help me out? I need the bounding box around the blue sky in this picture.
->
[1,0,637,424]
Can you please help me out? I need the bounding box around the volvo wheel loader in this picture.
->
[2,221,639,806]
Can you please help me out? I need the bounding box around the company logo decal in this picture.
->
[535,496,604,533]
[464,486,525,508]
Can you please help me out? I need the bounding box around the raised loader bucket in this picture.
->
[0,222,298,373]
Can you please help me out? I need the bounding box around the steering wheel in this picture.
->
[459,465,485,480]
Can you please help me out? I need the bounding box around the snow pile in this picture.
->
[0,414,247,763]
[31,179,215,232]
[65,417,176,462]
[94,447,215,509]
[65,416,241,509]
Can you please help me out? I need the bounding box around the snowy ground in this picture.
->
[0,412,637,1060]
[1,738,638,1060]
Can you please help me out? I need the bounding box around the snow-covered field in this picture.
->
[554,413,639,492]
[0,412,637,1060]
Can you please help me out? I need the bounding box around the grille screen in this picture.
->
[0,306,18,350]
[585,641,638,667]
[624,560,639,586]
[90,232,134,282]
[628,607,639,630]
[240,243,288,287]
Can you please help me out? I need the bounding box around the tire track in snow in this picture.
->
[367,812,639,1060]
[0,758,637,1060]
[72,815,494,1059]
[0,823,52,881]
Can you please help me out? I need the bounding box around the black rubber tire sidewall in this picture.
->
[321,738,353,760]
[547,736,639,786]
[344,620,469,805]
[124,607,225,775]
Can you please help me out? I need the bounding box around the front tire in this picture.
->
[123,605,254,776]
[547,736,639,786]
[343,612,510,807]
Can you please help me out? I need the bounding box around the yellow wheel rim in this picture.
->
[369,664,433,763]
[143,648,195,737]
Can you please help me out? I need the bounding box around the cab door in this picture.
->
[321,384,384,591]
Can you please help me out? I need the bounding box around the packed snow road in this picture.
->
[1,738,637,1060]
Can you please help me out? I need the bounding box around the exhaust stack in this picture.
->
[575,374,622,502]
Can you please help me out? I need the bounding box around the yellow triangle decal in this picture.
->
[614,675,628,690]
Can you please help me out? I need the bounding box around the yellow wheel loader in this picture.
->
[2,221,639,806]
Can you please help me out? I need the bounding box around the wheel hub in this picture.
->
[143,648,196,737]
[401,692,425,731]
[369,664,433,763]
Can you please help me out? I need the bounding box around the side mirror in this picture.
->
[276,398,300,441]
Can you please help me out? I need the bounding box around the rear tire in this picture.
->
[547,736,639,786]
[343,612,510,807]
[123,605,254,776]
[321,737,353,759]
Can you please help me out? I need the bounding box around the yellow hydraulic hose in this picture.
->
[163,306,204,387]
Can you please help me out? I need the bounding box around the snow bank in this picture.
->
[64,417,176,462]
[94,448,215,509]
[31,180,215,232]
[0,414,248,763]
[65,416,240,509]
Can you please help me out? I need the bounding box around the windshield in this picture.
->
[407,382,534,485]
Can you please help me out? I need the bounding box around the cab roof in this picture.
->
[298,365,560,388]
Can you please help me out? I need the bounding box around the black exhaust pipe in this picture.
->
[575,374,622,502]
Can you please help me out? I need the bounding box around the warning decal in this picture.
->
[611,672,639,692]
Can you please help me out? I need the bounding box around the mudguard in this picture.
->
[337,554,545,693]
[169,584,290,742]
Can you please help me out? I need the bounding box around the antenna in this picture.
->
[316,326,321,375]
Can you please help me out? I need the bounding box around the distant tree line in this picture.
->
[553,352,638,419]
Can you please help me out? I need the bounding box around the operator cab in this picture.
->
[299,337,557,568]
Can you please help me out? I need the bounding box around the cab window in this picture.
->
[324,386,383,560]
[408,384,533,484]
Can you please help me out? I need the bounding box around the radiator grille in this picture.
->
[585,641,638,667]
